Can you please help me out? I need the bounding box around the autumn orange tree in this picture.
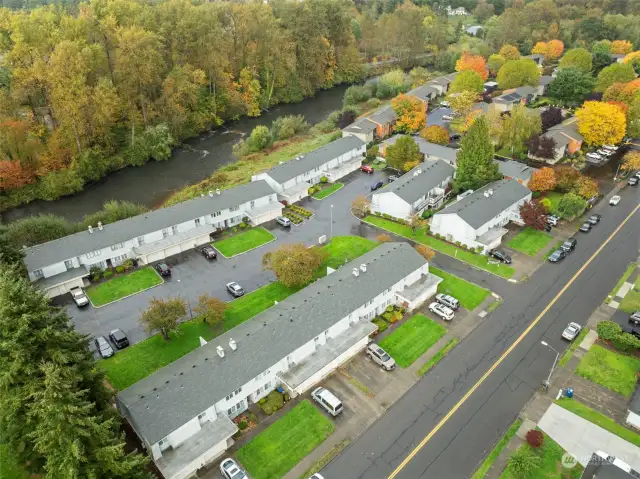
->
[529,167,557,192]
[392,94,426,133]
[611,40,633,55]
[603,80,640,105]
[574,176,599,199]
[0,160,36,190]
[414,244,435,261]
[532,40,564,62]
[420,125,450,145]
[499,45,520,60]
[623,51,640,66]
[621,151,640,171]
[575,101,627,146]
[455,52,488,81]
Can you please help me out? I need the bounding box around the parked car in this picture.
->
[548,249,567,263]
[586,196,599,209]
[610,195,621,206]
[109,329,130,349]
[70,286,89,307]
[579,222,592,233]
[388,175,399,182]
[276,216,292,227]
[629,176,639,186]
[436,293,460,310]
[561,237,577,252]
[311,387,343,416]
[155,262,171,276]
[603,144,619,151]
[488,249,512,264]
[94,336,114,358]
[630,311,640,326]
[370,180,384,191]
[442,115,454,121]
[309,475,325,479]
[562,322,582,341]
[360,165,374,174]
[220,458,246,479]
[226,281,245,298]
[586,152,602,160]
[449,133,461,141]
[200,245,217,259]
[440,101,450,107]
[587,214,601,225]
[366,343,396,370]
[597,149,612,156]
[546,215,559,227]
[429,302,454,321]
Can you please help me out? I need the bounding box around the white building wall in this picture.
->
[370,192,412,219]
[166,418,201,448]
[251,173,283,194]
[342,130,374,144]
[627,411,640,429]
[430,213,477,245]
[170,439,229,479]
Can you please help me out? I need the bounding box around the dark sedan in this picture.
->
[488,249,512,264]
[587,214,601,225]
[548,249,567,263]
[201,245,217,260]
[561,237,577,252]
[155,262,171,276]
[579,222,592,233]
[370,180,384,191]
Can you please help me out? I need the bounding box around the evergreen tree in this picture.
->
[455,116,500,190]
[0,225,25,270]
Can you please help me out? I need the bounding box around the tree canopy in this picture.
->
[262,243,326,287]
[496,59,541,90]
[546,68,596,105]
[576,101,627,146]
[455,115,500,191]
[449,70,484,94]
[559,48,593,73]
[595,63,637,92]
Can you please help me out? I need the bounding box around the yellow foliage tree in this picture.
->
[621,151,640,171]
[623,51,640,65]
[391,94,426,133]
[575,101,627,146]
[611,40,633,55]
[499,45,520,60]
[420,125,449,145]
[532,40,564,62]
[448,90,479,117]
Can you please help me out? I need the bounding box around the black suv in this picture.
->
[489,249,512,264]
[109,329,130,349]
[561,237,577,252]
[579,222,592,233]
[587,214,601,225]
[201,245,217,260]
[155,262,171,276]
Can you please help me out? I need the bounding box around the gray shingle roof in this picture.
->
[382,136,458,163]
[539,75,553,86]
[548,117,584,142]
[515,86,538,96]
[435,179,531,229]
[369,106,397,125]
[117,242,426,444]
[342,117,377,134]
[407,84,438,101]
[382,160,454,204]
[23,181,275,272]
[262,136,365,184]
[494,92,523,104]
[495,160,537,182]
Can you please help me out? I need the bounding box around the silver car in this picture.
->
[70,287,89,307]
[220,458,246,479]
[366,343,396,370]
[562,322,582,341]
[436,293,459,310]
[94,336,114,358]
[429,302,454,321]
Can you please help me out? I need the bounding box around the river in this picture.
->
[3,84,349,223]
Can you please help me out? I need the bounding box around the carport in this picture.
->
[37,268,89,298]
[133,225,214,264]
[277,183,310,205]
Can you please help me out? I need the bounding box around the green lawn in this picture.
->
[575,344,640,397]
[312,182,343,200]
[379,313,447,368]
[430,267,491,310]
[556,397,640,447]
[214,227,276,257]
[237,400,334,479]
[86,267,162,307]
[417,338,459,376]
[558,327,589,367]
[102,236,377,390]
[500,432,583,479]
[607,263,637,303]
[471,419,522,479]
[364,216,515,278]
[0,445,29,479]
[619,274,640,314]
[506,227,553,256]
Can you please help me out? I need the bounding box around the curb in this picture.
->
[88,267,165,308]
[212,227,278,259]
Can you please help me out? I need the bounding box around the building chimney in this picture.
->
[360,263,367,273]
[208,190,214,197]
[216,188,221,195]
[352,268,360,277]
[216,345,224,358]
[97,221,103,231]
[229,338,237,351]
[88,225,94,234]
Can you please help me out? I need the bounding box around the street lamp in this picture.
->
[330,204,334,239]
[177,279,193,320]
[540,341,560,390]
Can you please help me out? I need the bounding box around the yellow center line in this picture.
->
[388,202,640,479]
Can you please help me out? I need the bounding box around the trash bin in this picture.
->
[566,388,574,398]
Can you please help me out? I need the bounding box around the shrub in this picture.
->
[122,259,134,270]
[320,176,328,183]
[422,209,435,219]
[525,429,544,448]
[455,241,461,246]
[238,421,248,430]
[610,332,640,352]
[270,114,309,140]
[115,265,124,273]
[507,447,541,478]
[343,85,372,106]
[259,397,267,405]
[366,98,381,109]
[239,222,246,229]
[284,393,290,402]
[89,265,104,278]
[386,305,394,313]
[372,317,388,333]
[246,125,272,152]
[596,320,622,341]
[232,139,249,159]
[103,270,114,279]
[382,312,393,321]
[233,227,238,233]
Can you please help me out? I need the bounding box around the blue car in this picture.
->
[370,181,384,191]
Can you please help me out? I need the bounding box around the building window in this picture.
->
[212,211,221,218]
[269,196,274,203]
[137,236,145,245]
[86,250,101,259]
[162,228,169,238]
[171,226,178,235]
[64,259,73,270]
[231,205,240,212]
[250,200,255,207]
[110,242,124,251]
[195,218,201,226]
[33,269,43,278]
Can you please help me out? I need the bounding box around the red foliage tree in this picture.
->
[528,166,557,192]
[525,429,544,448]
[0,160,36,190]
[519,200,548,231]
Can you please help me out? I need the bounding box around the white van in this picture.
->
[311,387,344,417]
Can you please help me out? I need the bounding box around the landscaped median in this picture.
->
[213,227,276,258]
[101,236,377,390]
[311,182,343,200]
[86,267,163,307]
[363,215,516,279]
[237,400,334,479]
[379,313,447,368]
[506,227,553,256]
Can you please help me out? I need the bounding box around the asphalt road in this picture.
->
[322,187,640,479]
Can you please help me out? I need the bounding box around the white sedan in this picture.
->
[562,322,582,341]
[609,195,621,206]
[429,302,454,321]
[220,458,246,479]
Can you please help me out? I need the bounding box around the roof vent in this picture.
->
[208,190,214,197]
[229,338,237,351]
[97,221,103,231]
[216,188,221,195]
[216,345,224,358]
[88,225,93,234]
[360,263,367,273]
[352,268,360,277]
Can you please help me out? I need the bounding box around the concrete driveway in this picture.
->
[66,168,393,347]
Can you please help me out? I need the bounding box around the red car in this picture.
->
[360,165,374,174]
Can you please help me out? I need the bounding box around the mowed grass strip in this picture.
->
[86,267,162,307]
[575,344,640,398]
[214,227,275,257]
[471,419,522,479]
[379,313,446,368]
[430,267,490,310]
[364,216,515,278]
[506,227,553,256]
[312,182,343,200]
[417,338,459,376]
[237,401,334,479]
[558,327,589,367]
[619,275,640,314]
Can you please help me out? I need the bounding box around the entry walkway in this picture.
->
[539,403,640,469]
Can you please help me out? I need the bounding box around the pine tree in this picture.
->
[455,115,500,190]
